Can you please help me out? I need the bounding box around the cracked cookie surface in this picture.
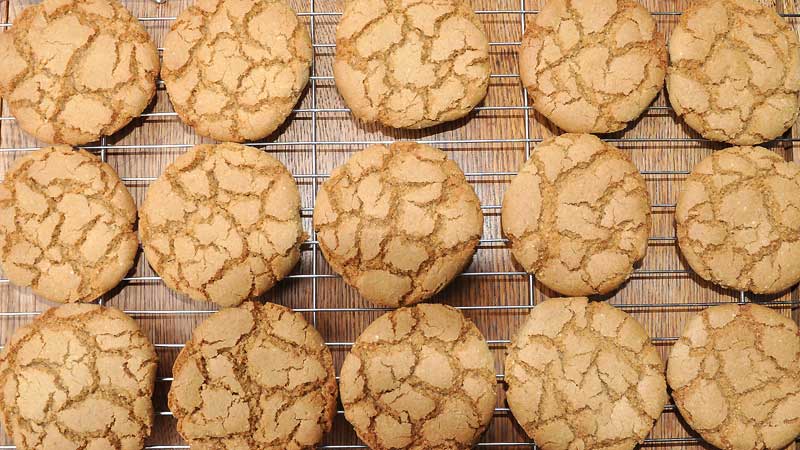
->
[667,0,800,145]
[667,303,800,450]
[0,0,159,145]
[0,304,158,450]
[162,0,312,142]
[0,146,138,303]
[314,142,483,307]
[675,146,800,294]
[340,303,496,450]
[333,0,490,129]
[501,133,651,296]
[505,297,668,450]
[168,301,338,450]
[139,143,304,307]
[519,0,666,133]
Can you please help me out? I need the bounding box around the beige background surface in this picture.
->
[0,0,798,448]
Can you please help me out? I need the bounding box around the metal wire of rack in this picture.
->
[0,0,799,448]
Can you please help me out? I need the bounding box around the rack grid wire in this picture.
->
[0,0,799,448]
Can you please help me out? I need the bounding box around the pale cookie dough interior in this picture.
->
[0,304,158,450]
[502,133,651,296]
[162,0,312,142]
[519,0,666,133]
[505,297,668,450]
[667,0,800,145]
[314,142,483,307]
[0,0,159,145]
[667,303,800,450]
[334,0,490,129]
[340,303,497,450]
[675,146,800,294]
[0,146,138,303]
[139,143,305,307]
[168,302,338,450]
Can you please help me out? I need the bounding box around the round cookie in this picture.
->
[340,303,497,450]
[502,133,651,296]
[519,0,666,133]
[0,146,138,303]
[162,0,312,142]
[675,146,800,294]
[313,142,483,307]
[0,0,159,145]
[667,303,800,450]
[505,297,668,450]
[334,0,490,129]
[139,143,304,307]
[168,301,338,450]
[667,0,800,145]
[0,304,158,450]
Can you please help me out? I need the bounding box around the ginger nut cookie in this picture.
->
[168,301,338,450]
[0,304,158,450]
[314,142,483,307]
[139,143,304,307]
[0,0,159,145]
[334,0,490,129]
[506,297,668,450]
[0,146,138,303]
[667,0,800,145]
[519,0,666,133]
[162,0,312,142]
[340,304,497,450]
[676,146,800,294]
[502,133,651,296]
[667,303,800,450]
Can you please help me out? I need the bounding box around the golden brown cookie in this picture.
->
[314,142,483,307]
[162,0,312,142]
[518,0,666,133]
[667,0,800,145]
[168,301,337,450]
[0,304,158,450]
[502,133,650,296]
[340,304,497,450]
[505,297,668,450]
[139,143,304,307]
[676,146,800,294]
[667,303,800,450]
[0,146,138,303]
[0,0,159,145]
[334,0,490,129]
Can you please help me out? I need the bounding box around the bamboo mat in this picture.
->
[1,0,799,448]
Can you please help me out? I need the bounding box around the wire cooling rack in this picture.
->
[0,0,799,448]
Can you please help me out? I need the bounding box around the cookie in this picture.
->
[314,142,483,307]
[502,133,650,296]
[505,297,668,450]
[168,301,337,449]
[518,0,666,133]
[334,0,490,129]
[162,0,312,142]
[667,0,800,145]
[667,303,800,450]
[0,304,158,450]
[0,0,159,145]
[676,146,800,293]
[139,143,304,307]
[340,303,496,450]
[0,146,138,303]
